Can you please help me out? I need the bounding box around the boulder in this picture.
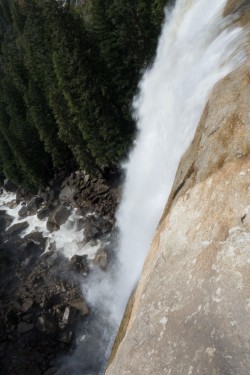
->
[70,254,89,274]
[4,179,17,193]
[58,328,73,344]
[36,315,58,334]
[21,240,43,261]
[5,200,17,209]
[18,205,27,218]
[46,206,70,232]
[46,220,59,232]
[83,220,100,240]
[0,210,13,230]
[23,231,47,250]
[62,306,77,325]
[68,299,89,317]
[19,298,33,313]
[37,204,54,220]
[17,322,34,334]
[59,185,75,203]
[94,248,108,271]
[27,196,43,216]
[5,221,29,237]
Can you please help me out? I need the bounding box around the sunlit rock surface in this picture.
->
[106,8,250,375]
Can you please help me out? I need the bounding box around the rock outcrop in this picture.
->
[106,5,250,375]
[0,167,121,374]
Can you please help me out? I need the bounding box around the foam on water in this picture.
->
[0,191,101,260]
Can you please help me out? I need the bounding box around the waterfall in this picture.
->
[113,0,246,321]
[76,1,246,373]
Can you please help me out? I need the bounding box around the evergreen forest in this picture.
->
[0,0,168,190]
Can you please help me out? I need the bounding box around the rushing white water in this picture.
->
[0,191,102,262]
[113,0,246,321]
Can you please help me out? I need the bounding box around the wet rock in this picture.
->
[18,205,27,218]
[59,185,75,203]
[36,315,58,334]
[47,206,70,232]
[19,297,33,312]
[0,210,13,231]
[54,206,70,225]
[21,240,43,260]
[4,179,18,193]
[5,200,17,209]
[22,313,33,322]
[44,294,63,310]
[58,328,73,344]
[84,220,100,241]
[70,254,89,274]
[47,220,59,232]
[23,231,47,251]
[5,221,29,237]
[94,248,108,271]
[62,306,77,325]
[37,204,54,220]
[47,190,55,202]
[17,322,34,333]
[68,299,89,317]
[27,196,44,216]
[99,218,112,234]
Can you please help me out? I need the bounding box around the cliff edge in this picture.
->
[106,2,250,374]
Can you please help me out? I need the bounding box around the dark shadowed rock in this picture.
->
[21,240,44,262]
[5,221,29,237]
[18,205,27,218]
[17,322,34,333]
[58,328,73,344]
[37,204,55,220]
[36,315,58,334]
[0,210,13,232]
[19,297,33,312]
[70,254,89,274]
[23,231,47,251]
[27,196,44,215]
[84,220,100,240]
[4,179,18,193]
[62,306,77,325]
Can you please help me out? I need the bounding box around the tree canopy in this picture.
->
[0,0,168,190]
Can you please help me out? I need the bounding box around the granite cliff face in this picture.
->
[106,3,250,375]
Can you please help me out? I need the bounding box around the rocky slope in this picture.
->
[106,3,250,375]
[0,169,121,375]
